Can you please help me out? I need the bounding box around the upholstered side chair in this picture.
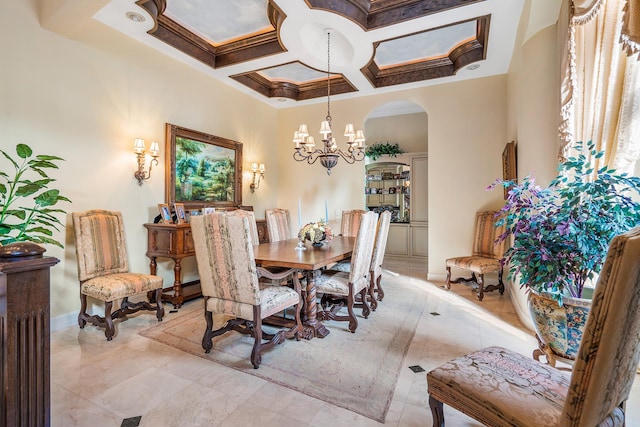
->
[315,211,378,333]
[444,210,506,300]
[225,209,259,245]
[340,209,367,237]
[265,208,291,242]
[332,211,392,310]
[427,226,640,426]
[72,210,164,341]
[190,212,303,369]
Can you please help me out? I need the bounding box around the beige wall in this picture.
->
[3,1,563,327]
[365,112,428,154]
[3,1,278,318]
[278,76,509,276]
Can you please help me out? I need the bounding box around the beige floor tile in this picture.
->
[50,260,640,426]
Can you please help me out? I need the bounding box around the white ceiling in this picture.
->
[89,0,535,109]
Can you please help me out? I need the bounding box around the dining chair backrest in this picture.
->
[72,209,129,281]
[191,213,261,306]
[560,226,640,424]
[265,208,291,242]
[225,209,259,245]
[472,211,506,259]
[340,209,367,237]
[370,211,392,274]
[348,211,378,283]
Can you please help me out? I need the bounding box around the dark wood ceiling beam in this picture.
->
[361,15,489,88]
[231,72,357,101]
[137,0,287,69]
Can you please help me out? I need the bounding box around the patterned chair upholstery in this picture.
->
[444,210,506,300]
[72,210,164,341]
[332,211,392,310]
[315,211,378,333]
[265,208,291,242]
[190,212,303,368]
[340,209,367,237]
[225,209,259,245]
[427,226,640,427]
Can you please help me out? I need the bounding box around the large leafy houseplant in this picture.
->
[488,141,640,305]
[0,144,71,248]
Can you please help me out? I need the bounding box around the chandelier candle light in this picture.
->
[292,30,366,175]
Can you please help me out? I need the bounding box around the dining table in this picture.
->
[253,236,356,339]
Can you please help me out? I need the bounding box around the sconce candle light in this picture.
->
[250,162,265,192]
[133,138,159,185]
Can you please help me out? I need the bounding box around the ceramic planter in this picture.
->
[527,289,592,366]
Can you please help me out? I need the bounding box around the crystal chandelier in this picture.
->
[293,30,366,175]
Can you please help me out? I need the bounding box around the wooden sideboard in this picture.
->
[144,219,268,308]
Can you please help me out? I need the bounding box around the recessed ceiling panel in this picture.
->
[164,0,273,45]
[375,21,477,67]
[259,63,327,84]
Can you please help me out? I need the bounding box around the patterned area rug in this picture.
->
[139,276,427,423]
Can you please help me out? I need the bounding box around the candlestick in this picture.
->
[325,200,328,223]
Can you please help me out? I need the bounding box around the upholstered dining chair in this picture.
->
[315,211,378,333]
[190,212,303,369]
[340,209,367,237]
[332,211,392,310]
[427,226,640,427]
[444,210,506,300]
[265,208,291,242]
[225,209,259,245]
[72,209,164,341]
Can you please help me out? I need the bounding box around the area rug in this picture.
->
[139,276,428,423]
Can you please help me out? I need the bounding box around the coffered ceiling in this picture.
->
[92,0,526,108]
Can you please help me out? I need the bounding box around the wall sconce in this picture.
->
[133,138,160,185]
[250,162,265,192]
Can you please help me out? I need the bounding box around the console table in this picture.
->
[144,219,268,308]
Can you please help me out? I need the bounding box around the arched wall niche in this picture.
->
[364,100,428,160]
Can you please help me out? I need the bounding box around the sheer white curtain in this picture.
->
[559,0,640,174]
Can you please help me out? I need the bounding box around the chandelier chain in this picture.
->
[326,31,331,125]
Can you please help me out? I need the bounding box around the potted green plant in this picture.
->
[0,144,71,248]
[365,142,404,161]
[488,141,640,363]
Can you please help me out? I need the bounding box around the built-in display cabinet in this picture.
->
[365,154,428,264]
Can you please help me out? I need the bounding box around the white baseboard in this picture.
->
[51,311,78,332]
[427,273,447,282]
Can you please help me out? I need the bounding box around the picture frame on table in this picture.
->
[158,203,172,224]
[203,207,216,215]
[165,123,243,210]
[174,203,187,224]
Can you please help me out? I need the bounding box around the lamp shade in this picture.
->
[133,138,146,154]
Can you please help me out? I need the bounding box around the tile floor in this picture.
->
[51,262,640,426]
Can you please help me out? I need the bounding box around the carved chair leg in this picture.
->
[445,266,452,290]
[429,395,445,427]
[360,287,370,319]
[78,292,88,328]
[476,274,485,301]
[376,275,384,301]
[202,308,214,353]
[251,306,263,369]
[347,290,358,333]
[498,268,505,294]
[104,300,115,341]
[368,274,378,311]
[294,298,303,341]
[155,288,164,321]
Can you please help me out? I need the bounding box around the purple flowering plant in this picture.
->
[488,141,640,305]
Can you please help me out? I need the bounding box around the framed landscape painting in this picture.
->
[165,123,243,209]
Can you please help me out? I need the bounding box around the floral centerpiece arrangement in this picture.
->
[487,140,640,306]
[298,219,333,246]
